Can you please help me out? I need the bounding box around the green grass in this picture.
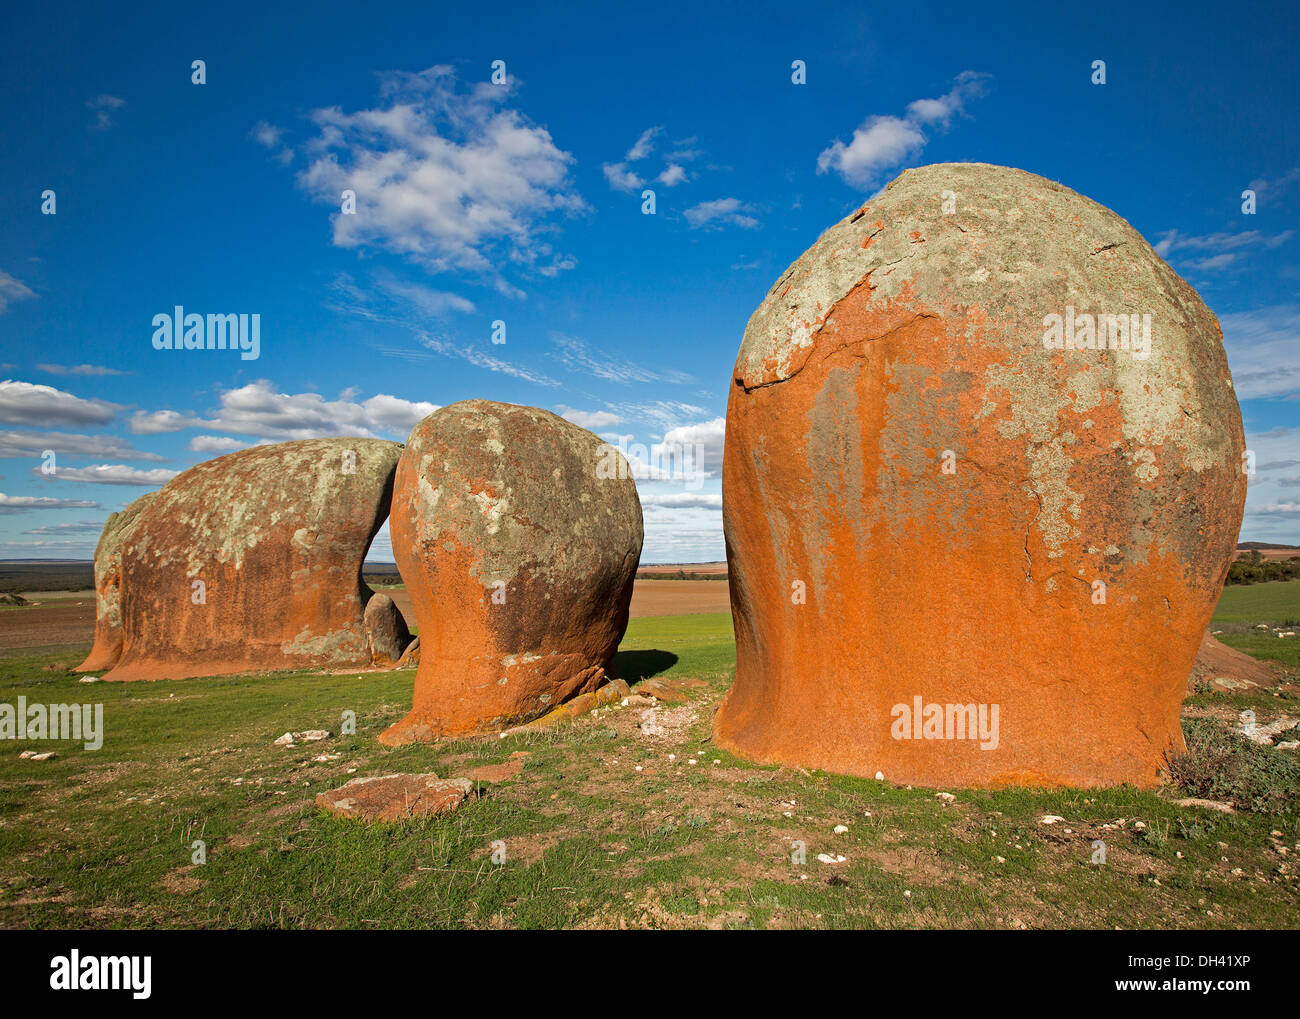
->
[1211,581,1300,625]
[1210,579,1300,668]
[0,610,1297,929]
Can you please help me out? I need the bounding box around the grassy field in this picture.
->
[1211,581,1300,669]
[0,595,1298,929]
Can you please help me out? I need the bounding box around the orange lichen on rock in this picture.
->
[103,438,403,681]
[715,163,1246,789]
[75,491,157,672]
[379,400,643,744]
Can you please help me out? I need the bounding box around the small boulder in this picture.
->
[364,593,412,666]
[315,774,473,821]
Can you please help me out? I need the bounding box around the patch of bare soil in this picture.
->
[0,597,95,652]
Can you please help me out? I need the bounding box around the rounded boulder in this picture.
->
[380,400,643,743]
[715,163,1246,788]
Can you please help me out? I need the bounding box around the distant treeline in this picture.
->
[1227,549,1300,585]
[637,571,729,581]
[0,562,94,593]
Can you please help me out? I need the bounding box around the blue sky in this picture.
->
[0,0,1297,563]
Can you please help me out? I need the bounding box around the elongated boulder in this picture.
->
[380,400,642,743]
[716,163,1246,789]
[74,491,157,672]
[104,438,403,681]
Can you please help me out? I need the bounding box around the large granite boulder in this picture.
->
[380,400,643,743]
[715,163,1246,788]
[103,438,403,681]
[75,491,158,672]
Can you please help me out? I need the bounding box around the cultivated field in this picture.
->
[0,579,1297,929]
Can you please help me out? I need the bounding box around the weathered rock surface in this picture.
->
[315,774,472,821]
[715,163,1246,789]
[103,438,402,681]
[380,400,643,743]
[364,592,412,665]
[75,492,158,672]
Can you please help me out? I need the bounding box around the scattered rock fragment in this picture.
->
[315,774,473,822]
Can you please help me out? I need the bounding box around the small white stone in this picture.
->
[833,824,849,834]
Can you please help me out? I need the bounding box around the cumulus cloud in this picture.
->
[134,381,439,443]
[293,66,583,287]
[0,272,36,314]
[654,417,725,478]
[36,464,180,486]
[0,380,119,427]
[188,435,255,452]
[128,409,199,434]
[818,71,990,189]
[558,407,622,429]
[684,198,759,230]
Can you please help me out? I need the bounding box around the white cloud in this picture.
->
[0,272,36,314]
[602,162,644,192]
[417,335,559,387]
[129,409,199,434]
[24,520,106,534]
[0,380,119,426]
[1220,305,1300,399]
[818,117,926,189]
[625,126,662,162]
[0,493,100,513]
[37,464,180,486]
[558,407,622,429]
[654,417,725,477]
[293,66,583,286]
[818,71,990,189]
[35,363,130,376]
[684,198,759,230]
[640,492,722,509]
[0,429,164,462]
[658,163,688,187]
[87,94,125,131]
[549,334,694,385]
[188,435,254,452]
[1154,229,1294,260]
[1241,427,1300,544]
[134,382,439,443]
[374,276,475,317]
